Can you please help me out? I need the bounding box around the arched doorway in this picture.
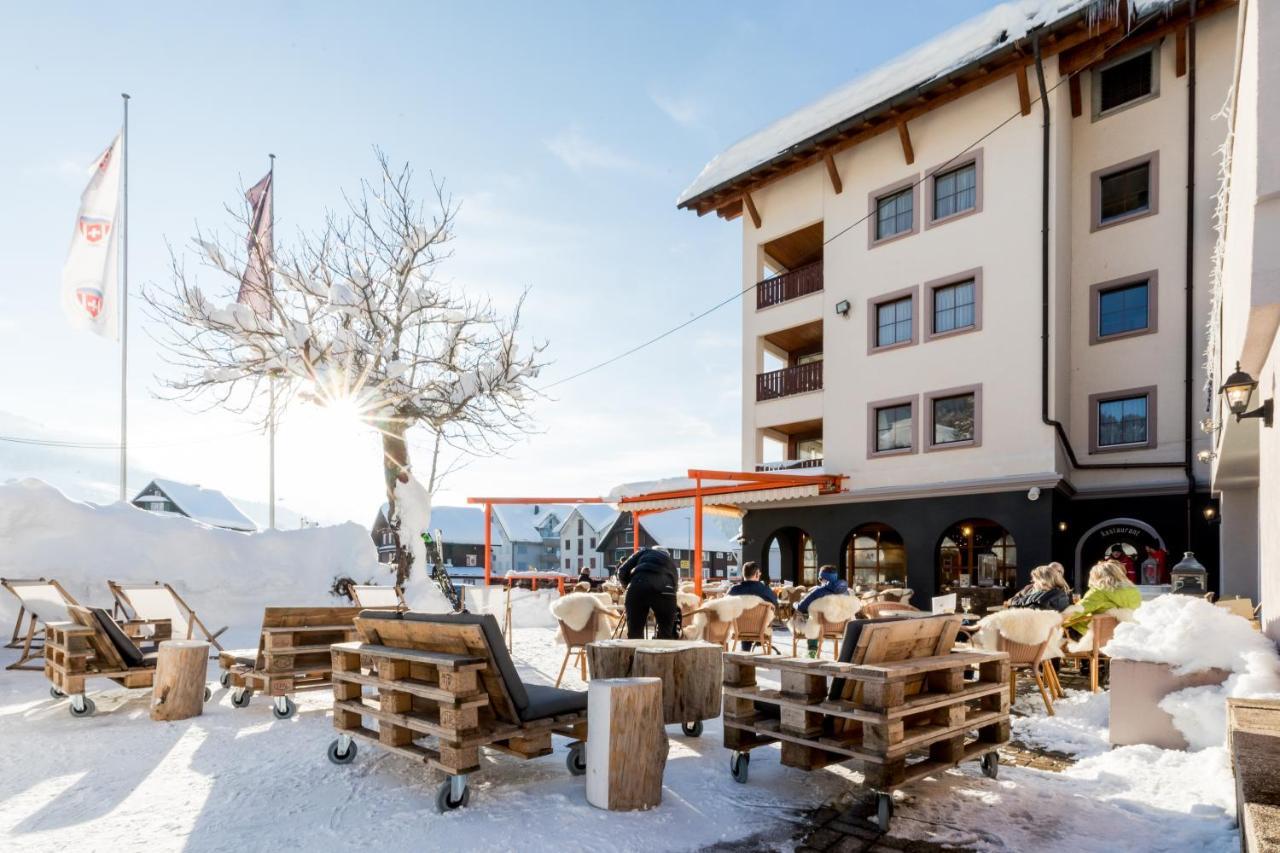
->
[761,527,816,585]
[937,518,1017,592]
[1073,518,1168,587]
[842,522,907,593]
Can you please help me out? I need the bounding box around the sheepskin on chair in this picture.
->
[791,594,861,640]
[684,595,760,641]
[549,592,615,642]
[676,591,701,615]
[1064,607,1136,654]
[972,608,1065,659]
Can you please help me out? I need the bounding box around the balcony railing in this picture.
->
[756,260,823,309]
[756,360,823,401]
[756,458,824,472]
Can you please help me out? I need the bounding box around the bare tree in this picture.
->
[144,152,546,580]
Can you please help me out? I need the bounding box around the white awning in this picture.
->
[620,483,823,513]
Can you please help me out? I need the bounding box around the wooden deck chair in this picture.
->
[3,578,80,671]
[349,584,407,610]
[1062,614,1119,693]
[733,602,776,654]
[329,610,589,811]
[107,581,227,652]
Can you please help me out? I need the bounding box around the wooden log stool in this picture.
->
[587,639,722,737]
[151,640,211,722]
[586,677,667,811]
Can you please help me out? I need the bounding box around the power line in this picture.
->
[0,428,261,450]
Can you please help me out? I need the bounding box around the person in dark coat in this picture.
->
[1007,564,1072,612]
[728,562,778,651]
[577,565,593,587]
[617,547,680,639]
[796,565,849,657]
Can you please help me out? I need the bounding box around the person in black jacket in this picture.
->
[617,547,681,639]
[1007,563,1072,612]
[728,562,778,651]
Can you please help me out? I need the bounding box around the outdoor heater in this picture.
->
[1170,551,1208,596]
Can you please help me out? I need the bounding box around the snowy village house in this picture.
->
[596,507,742,579]
[677,0,1236,600]
[557,504,618,576]
[131,479,256,532]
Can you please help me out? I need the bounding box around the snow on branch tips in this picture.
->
[143,149,548,512]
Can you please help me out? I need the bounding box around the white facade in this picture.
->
[557,506,617,574]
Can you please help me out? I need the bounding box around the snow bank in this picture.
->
[1103,595,1280,749]
[392,475,451,613]
[0,478,385,647]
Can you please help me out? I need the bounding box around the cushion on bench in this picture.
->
[90,607,150,669]
[521,683,589,722]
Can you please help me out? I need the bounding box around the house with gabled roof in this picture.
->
[556,504,619,577]
[132,479,256,532]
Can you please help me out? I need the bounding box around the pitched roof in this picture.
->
[557,504,620,536]
[676,0,1133,209]
[491,503,572,543]
[636,508,742,553]
[138,479,256,531]
[376,503,494,546]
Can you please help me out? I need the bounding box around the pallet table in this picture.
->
[722,645,1010,831]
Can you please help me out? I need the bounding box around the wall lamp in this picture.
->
[1220,362,1274,427]
[835,300,851,317]
[1202,504,1219,523]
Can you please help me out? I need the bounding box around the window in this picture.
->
[797,436,823,460]
[874,403,913,453]
[846,523,907,587]
[926,386,982,451]
[1094,47,1158,118]
[876,188,913,240]
[932,279,976,335]
[1090,386,1157,452]
[577,518,583,535]
[589,537,596,548]
[1091,274,1157,343]
[877,297,912,347]
[577,558,583,569]
[564,558,570,569]
[933,163,976,220]
[589,557,596,569]
[577,539,583,555]
[1093,153,1158,230]
[564,539,570,550]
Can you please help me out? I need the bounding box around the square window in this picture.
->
[875,404,913,452]
[1098,49,1155,114]
[933,163,976,220]
[933,280,976,334]
[876,187,914,240]
[1099,162,1151,222]
[876,297,912,347]
[1098,281,1149,338]
[1097,395,1149,447]
[932,393,976,445]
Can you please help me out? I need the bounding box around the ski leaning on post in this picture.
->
[421,530,464,612]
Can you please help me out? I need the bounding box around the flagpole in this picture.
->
[268,153,276,530]
[119,92,130,502]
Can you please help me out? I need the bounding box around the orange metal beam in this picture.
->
[466,497,603,504]
[693,477,704,597]
[484,502,493,587]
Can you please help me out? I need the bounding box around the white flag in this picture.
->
[61,134,122,339]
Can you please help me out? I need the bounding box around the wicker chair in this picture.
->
[733,602,776,654]
[693,606,736,650]
[996,628,1061,715]
[554,608,613,687]
[861,601,919,619]
[1061,614,1119,693]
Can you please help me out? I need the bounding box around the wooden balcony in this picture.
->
[756,260,823,310]
[756,361,822,401]
[755,458,824,472]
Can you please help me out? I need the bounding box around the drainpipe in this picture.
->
[1183,0,1198,551]
[1032,30,1185,472]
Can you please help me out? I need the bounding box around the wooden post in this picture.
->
[151,640,209,721]
[586,677,667,811]
[484,502,493,586]
[587,639,722,726]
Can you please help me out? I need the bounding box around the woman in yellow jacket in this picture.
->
[1062,560,1143,636]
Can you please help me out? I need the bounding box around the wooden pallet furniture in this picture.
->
[108,580,228,651]
[349,584,407,609]
[3,577,80,671]
[722,614,1010,832]
[44,605,211,718]
[223,606,361,719]
[326,610,589,812]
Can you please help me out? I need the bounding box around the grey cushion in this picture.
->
[520,684,589,722]
[90,607,148,669]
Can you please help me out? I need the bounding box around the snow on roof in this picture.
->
[639,508,742,553]
[429,506,492,546]
[557,504,619,535]
[141,479,256,531]
[677,0,1108,206]
[492,503,572,543]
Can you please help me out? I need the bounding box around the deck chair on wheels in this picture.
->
[108,580,228,652]
[2,578,80,671]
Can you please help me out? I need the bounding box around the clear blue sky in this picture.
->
[0,1,1001,524]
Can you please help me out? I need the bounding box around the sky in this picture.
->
[0,0,1002,527]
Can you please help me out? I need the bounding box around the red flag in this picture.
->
[238,171,273,316]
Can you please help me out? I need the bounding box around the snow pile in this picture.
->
[392,475,451,613]
[1104,595,1280,749]
[0,478,384,647]
[467,585,559,629]
[1011,689,1112,758]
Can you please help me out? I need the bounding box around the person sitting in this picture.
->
[796,565,848,658]
[1062,559,1142,636]
[617,547,680,639]
[1007,564,1072,612]
[728,562,778,651]
[577,565,594,588]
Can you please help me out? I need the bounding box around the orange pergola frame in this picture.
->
[468,469,843,596]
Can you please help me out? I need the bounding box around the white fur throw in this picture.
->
[676,591,701,613]
[972,608,1064,659]
[683,595,760,641]
[1066,607,1136,654]
[550,592,614,639]
[792,594,861,640]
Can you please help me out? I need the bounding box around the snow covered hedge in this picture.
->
[0,479,389,647]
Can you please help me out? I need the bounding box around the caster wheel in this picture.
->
[730,752,750,784]
[681,720,704,737]
[327,738,358,765]
[204,686,212,703]
[231,688,252,709]
[982,751,999,780]
[272,697,297,720]
[219,672,231,689]
[436,778,470,812]
[69,697,97,718]
[566,741,587,776]
[50,687,66,699]
[875,793,894,832]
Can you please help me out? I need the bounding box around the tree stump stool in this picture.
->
[587,639,722,733]
[586,677,667,811]
[151,640,210,722]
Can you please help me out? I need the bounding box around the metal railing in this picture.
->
[755,458,824,471]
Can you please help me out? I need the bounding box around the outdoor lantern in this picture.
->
[1219,362,1274,426]
[835,299,851,316]
[1170,551,1208,596]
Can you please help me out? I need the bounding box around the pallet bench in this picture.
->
[326,610,588,812]
[221,606,362,719]
[722,614,1010,831]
